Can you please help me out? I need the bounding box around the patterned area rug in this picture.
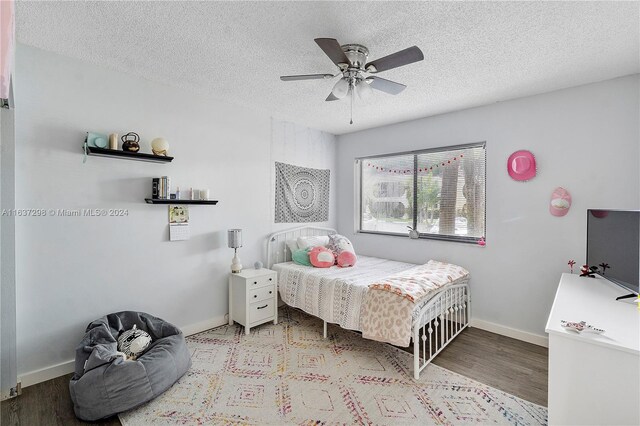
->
[119,308,547,425]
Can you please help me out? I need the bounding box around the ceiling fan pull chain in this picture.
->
[350,86,354,125]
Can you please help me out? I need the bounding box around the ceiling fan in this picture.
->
[280,38,424,124]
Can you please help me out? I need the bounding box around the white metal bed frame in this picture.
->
[267,226,470,380]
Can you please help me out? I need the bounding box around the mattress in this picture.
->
[273,255,417,333]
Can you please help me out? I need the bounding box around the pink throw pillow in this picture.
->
[309,246,335,268]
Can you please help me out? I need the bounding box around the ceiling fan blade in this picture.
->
[315,38,350,66]
[366,76,406,95]
[365,46,424,73]
[325,92,340,101]
[280,74,334,81]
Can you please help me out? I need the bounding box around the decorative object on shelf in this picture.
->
[151,137,169,156]
[86,132,109,148]
[202,188,210,200]
[580,264,598,278]
[550,187,571,217]
[108,133,118,150]
[254,261,263,270]
[477,237,486,247]
[121,132,140,152]
[407,225,419,239]
[568,259,576,274]
[275,162,330,223]
[228,229,243,273]
[560,320,605,335]
[192,189,201,200]
[599,262,610,275]
[507,150,536,181]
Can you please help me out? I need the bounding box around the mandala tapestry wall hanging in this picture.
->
[275,162,330,223]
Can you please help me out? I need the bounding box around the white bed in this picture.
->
[267,226,470,379]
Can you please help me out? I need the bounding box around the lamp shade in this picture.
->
[357,80,373,101]
[331,78,349,99]
[228,229,242,249]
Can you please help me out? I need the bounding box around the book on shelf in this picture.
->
[152,176,172,199]
[152,178,160,199]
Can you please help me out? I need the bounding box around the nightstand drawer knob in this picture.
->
[254,295,257,298]
[269,291,272,294]
[254,281,257,284]
[257,304,268,310]
[269,278,272,281]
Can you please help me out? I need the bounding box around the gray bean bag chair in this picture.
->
[69,311,192,421]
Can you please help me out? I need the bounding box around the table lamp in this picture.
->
[228,229,243,273]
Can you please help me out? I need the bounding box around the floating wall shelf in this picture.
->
[84,146,174,163]
[145,199,219,205]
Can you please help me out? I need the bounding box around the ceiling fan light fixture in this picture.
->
[357,79,374,101]
[281,38,424,123]
[331,78,350,99]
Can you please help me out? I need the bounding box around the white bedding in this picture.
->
[273,255,416,333]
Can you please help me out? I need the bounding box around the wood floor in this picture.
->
[1,326,547,425]
[403,326,548,406]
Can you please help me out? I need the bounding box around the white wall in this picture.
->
[14,44,336,381]
[1,104,18,399]
[337,75,640,340]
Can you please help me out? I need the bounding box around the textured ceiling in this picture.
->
[16,1,640,135]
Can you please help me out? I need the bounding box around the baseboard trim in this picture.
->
[470,318,548,347]
[18,314,230,389]
[19,360,75,388]
[180,315,228,337]
[19,314,546,387]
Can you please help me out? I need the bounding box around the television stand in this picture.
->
[546,274,639,425]
[615,293,638,301]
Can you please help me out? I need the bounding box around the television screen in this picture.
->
[587,210,639,295]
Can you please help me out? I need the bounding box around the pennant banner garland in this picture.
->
[365,154,464,175]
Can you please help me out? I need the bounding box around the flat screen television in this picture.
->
[586,209,639,297]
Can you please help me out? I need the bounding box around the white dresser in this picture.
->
[546,273,639,425]
[229,268,278,334]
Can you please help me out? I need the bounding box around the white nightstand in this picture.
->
[228,268,278,334]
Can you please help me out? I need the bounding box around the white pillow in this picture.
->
[285,239,299,254]
[297,235,330,249]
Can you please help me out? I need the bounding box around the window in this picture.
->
[357,142,486,243]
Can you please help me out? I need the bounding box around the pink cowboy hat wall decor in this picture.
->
[507,150,537,181]
[550,187,572,217]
